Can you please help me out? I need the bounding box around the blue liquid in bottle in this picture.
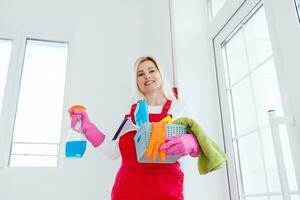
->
[65,140,87,158]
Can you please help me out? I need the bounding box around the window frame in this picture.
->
[0,29,72,168]
[207,0,227,20]
[295,0,300,24]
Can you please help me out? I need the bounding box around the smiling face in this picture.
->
[136,60,163,95]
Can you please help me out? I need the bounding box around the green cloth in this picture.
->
[172,117,227,175]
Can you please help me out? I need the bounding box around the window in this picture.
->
[215,4,300,200]
[208,0,227,20]
[9,39,68,167]
[295,0,300,23]
[0,39,12,115]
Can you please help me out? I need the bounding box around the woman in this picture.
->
[69,56,201,200]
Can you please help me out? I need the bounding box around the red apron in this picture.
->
[111,100,184,200]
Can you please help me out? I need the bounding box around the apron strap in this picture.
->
[161,100,172,116]
[128,100,172,124]
[129,103,137,124]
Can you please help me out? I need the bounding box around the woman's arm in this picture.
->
[70,109,121,160]
[96,138,121,160]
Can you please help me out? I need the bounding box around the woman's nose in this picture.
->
[144,73,151,79]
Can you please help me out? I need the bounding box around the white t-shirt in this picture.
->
[97,100,197,159]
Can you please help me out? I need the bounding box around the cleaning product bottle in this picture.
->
[65,105,87,158]
[135,100,149,127]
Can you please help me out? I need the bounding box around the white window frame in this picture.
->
[0,31,20,168]
[207,0,227,21]
[208,0,246,34]
[211,0,300,199]
[207,0,214,22]
[0,27,73,168]
[295,0,300,23]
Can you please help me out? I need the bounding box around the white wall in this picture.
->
[142,0,174,85]
[0,0,174,200]
[171,0,230,200]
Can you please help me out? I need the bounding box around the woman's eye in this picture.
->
[137,73,144,77]
[149,70,155,73]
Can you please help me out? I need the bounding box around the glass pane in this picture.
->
[238,132,267,194]
[270,196,283,200]
[260,127,281,193]
[233,140,243,193]
[9,155,57,167]
[11,143,58,156]
[0,39,12,113]
[227,90,237,139]
[244,7,272,69]
[225,29,249,85]
[210,0,226,18]
[12,39,68,144]
[222,47,230,88]
[291,194,300,200]
[279,125,299,191]
[231,78,257,135]
[245,196,268,200]
[252,58,283,127]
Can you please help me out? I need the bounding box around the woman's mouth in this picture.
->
[144,80,155,86]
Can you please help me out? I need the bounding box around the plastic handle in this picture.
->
[73,119,82,133]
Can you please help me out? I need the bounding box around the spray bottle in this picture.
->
[65,105,87,158]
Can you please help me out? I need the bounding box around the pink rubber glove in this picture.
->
[69,109,105,147]
[159,134,201,157]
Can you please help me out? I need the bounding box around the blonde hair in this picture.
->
[130,56,177,103]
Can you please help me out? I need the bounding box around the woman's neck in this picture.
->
[144,91,167,106]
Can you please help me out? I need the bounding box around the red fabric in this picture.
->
[172,87,178,99]
[111,100,184,200]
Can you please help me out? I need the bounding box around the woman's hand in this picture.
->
[159,134,201,157]
[68,109,106,147]
[68,109,92,133]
